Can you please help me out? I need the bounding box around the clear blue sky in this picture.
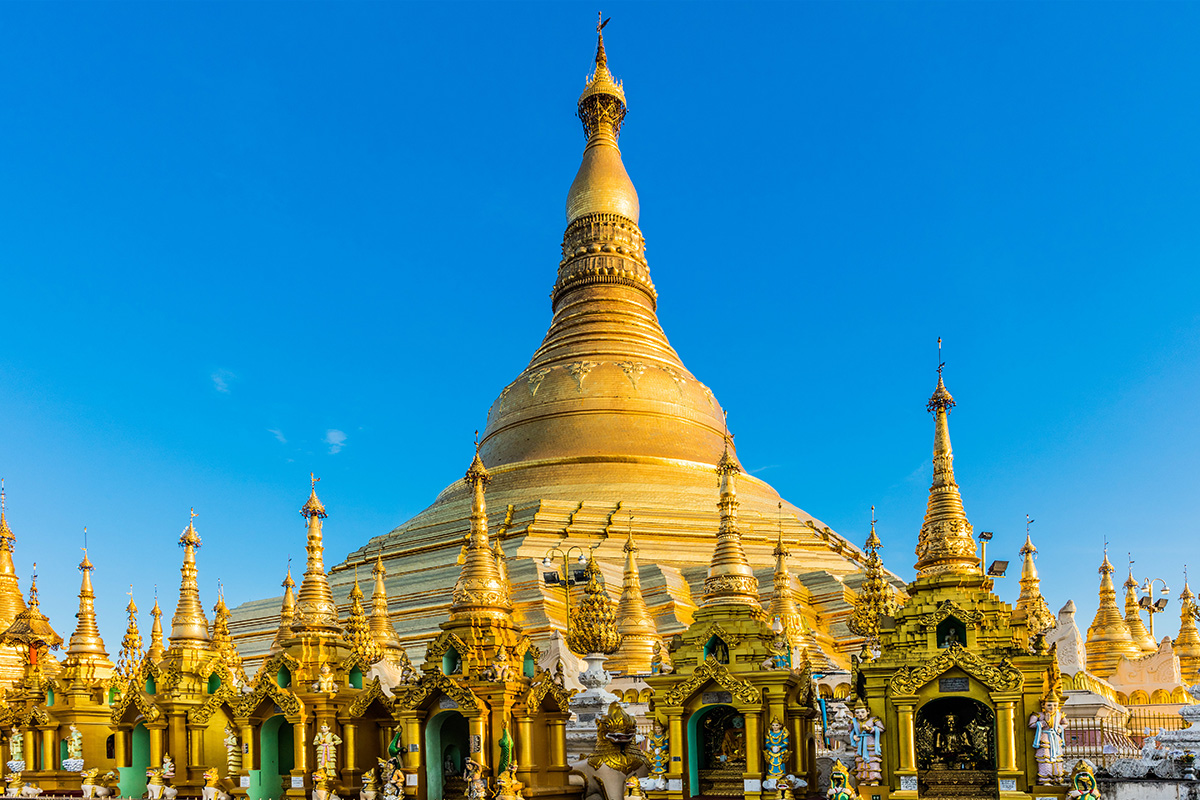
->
[2,2,1198,653]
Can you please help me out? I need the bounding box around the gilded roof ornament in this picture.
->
[1,564,63,655]
[1175,569,1200,683]
[115,587,144,681]
[0,481,14,551]
[0,481,27,632]
[169,509,211,649]
[292,477,343,636]
[609,521,659,675]
[914,342,982,578]
[211,584,247,682]
[567,554,621,656]
[1013,521,1057,639]
[368,552,404,657]
[146,592,166,664]
[1123,555,1157,654]
[450,440,513,620]
[577,13,627,141]
[345,569,382,664]
[848,507,896,649]
[1084,546,1143,677]
[64,541,114,670]
[701,417,764,613]
[768,503,805,645]
[269,563,297,654]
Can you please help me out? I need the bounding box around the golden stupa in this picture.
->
[232,23,873,668]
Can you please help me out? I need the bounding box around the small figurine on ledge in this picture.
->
[1067,759,1101,799]
[826,760,855,800]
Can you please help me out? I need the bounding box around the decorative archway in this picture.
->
[915,696,997,799]
[252,715,294,800]
[424,710,468,800]
[686,705,745,799]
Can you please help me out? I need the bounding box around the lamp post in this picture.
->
[1140,577,1171,640]
[542,546,589,638]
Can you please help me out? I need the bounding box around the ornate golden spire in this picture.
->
[292,475,342,636]
[115,587,143,681]
[269,564,297,654]
[345,569,381,663]
[1013,526,1056,638]
[146,593,165,663]
[368,553,403,657]
[567,554,621,656]
[848,507,895,647]
[0,482,26,630]
[1123,558,1157,654]
[701,425,764,613]
[1175,572,1200,683]
[1,565,63,662]
[211,585,246,681]
[64,542,114,674]
[169,509,211,648]
[449,444,513,620]
[767,504,805,643]
[1085,548,1142,677]
[608,523,658,675]
[914,347,981,578]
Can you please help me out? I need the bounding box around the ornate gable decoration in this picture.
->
[424,631,470,664]
[394,670,480,712]
[338,651,373,676]
[691,622,743,649]
[663,655,761,707]
[188,680,241,725]
[916,600,984,630]
[110,686,162,725]
[347,676,397,718]
[888,644,1023,696]
[526,672,574,713]
[232,673,302,719]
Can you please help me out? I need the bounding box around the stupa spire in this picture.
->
[211,584,246,682]
[146,592,165,663]
[609,522,658,675]
[1175,570,1200,683]
[914,342,981,578]
[1123,556,1157,654]
[115,587,144,681]
[292,475,342,636]
[0,482,25,630]
[1013,521,1056,638]
[64,539,114,673]
[1085,546,1142,677]
[701,421,763,613]
[269,563,297,654]
[849,507,895,649]
[345,569,380,663]
[768,504,804,644]
[449,439,512,621]
[368,553,403,657]
[169,509,210,649]
[1,564,63,666]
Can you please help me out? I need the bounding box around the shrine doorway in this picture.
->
[117,723,150,798]
[252,715,294,800]
[424,710,468,800]
[915,696,997,799]
[686,705,745,799]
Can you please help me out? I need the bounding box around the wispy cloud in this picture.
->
[324,429,347,454]
[211,369,236,394]
[268,428,287,444]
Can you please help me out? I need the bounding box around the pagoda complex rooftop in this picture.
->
[231,24,883,672]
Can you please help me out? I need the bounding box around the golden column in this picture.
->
[994,694,1019,774]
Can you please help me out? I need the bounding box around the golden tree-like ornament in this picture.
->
[115,587,144,681]
[567,555,621,656]
[345,572,382,664]
[848,508,895,650]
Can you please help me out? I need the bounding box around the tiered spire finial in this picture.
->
[914,341,981,578]
[115,586,144,681]
[65,539,113,668]
[609,517,659,675]
[269,561,297,654]
[169,509,211,648]
[1085,547,1143,677]
[449,438,513,620]
[211,584,246,682]
[768,503,805,644]
[345,568,381,664]
[368,552,403,658]
[1175,570,1200,683]
[0,564,63,664]
[1013,518,1056,638]
[567,554,621,656]
[146,589,165,663]
[0,480,26,630]
[1123,554,1157,654]
[576,12,627,143]
[292,476,342,636]
[701,413,763,613]
[849,506,895,649]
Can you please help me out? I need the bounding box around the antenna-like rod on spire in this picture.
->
[1026,514,1035,534]
[937,336,944,377]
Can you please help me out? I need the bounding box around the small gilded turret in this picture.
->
[767,507,805,644]
[291,476,342,636]
[1123,563,1158,654]
[211,586,246,682]
[1085,550,1143,677]
[344,571,381,664]
[146,595,165,664]
[914,356,981,578]
[0,483,27,631]
[62,544,115,679]
[269,565,297,655]
[448,447,512,621]
[567,555,621,656]
[168,510,211,649]
[368,553,403,659]
[114,588,144,681]
[608,527,659,675]
[701,435,764,614]
[1,566,63,665]
[1174,575,1200,684]
[1013,530,1057,638]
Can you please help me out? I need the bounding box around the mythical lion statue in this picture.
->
[571,702,649,800]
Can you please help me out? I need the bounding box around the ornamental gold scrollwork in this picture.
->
[394,671,480,712]
[887,645,1023,696]
[527,368,552,396]
[615,361,646,389]
[916,600,984,630]
[346,677,398,718]
[188,682,240,725]
[663,655,761,707]
[109,681,162,725]
[567,361,599,392]
[231,675,302,719]
[526,673,574,713]
[692,622,743,650]
[424,631,470,664]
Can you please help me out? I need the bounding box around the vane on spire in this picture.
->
[1,478,5,512]
[926,338,956,413]
[871,505,878,530]
[310,472,320,490]
[474,429,480,452]
[1026,514,1035,533]
[597,12,610,33]
[937,337,945,378]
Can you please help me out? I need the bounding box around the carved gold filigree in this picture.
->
[527,368,552,396]
[887,644,1023,696]
[188,681,240,725]
[916,600,984,630]
[232,674,302,719]
[346,677,397,718]
[393,671,479,712]
[567,361,599,392]
[616,361,646,389]
[663,655,761,707]
[424,631,470,665]
[526,672,574,713]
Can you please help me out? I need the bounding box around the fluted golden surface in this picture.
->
[169,515,211,648]
[1013,534,1056,638]
[608,530,658,675]
[914,373,981,577]
[449,451,513,620]
[293,483,342,636]
[1084,552,1142,677]
[702,445,764,614]
[567,554,621,656]
[62,549,114,676]
[1123,568,1158,654]
[114,591,143,680]
[1175,580,1200,683]
[368,553,403,657]
[146,597,165,663]
[268,566,296,655]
